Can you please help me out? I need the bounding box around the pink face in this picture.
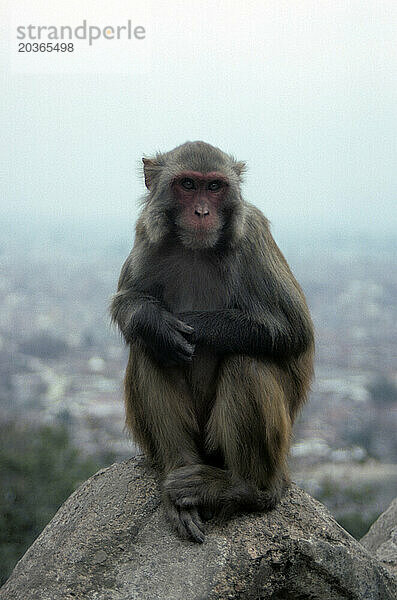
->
[172,171,229,232]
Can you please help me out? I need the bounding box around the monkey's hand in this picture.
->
[129,303,195,366]
[149,312,196,366]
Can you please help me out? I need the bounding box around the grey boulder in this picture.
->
[1,456,396,600]
[361,496,397,577]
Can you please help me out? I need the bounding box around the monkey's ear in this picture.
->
[232,160,247,179]
[142,157,163,190]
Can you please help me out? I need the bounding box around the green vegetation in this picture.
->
[0,420,107,585]
[315,478,380,540]
[337,512,380,540]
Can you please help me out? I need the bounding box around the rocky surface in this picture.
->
[361,497,397,576]
[1,456,396,600]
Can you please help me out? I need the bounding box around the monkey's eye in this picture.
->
[208,180,223,192]
[180,178,196,190]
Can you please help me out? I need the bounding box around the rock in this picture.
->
[1,456,396,600]
[361,497,397,576]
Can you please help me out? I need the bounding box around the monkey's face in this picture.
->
[141,142,247,248]
[172,171,228,249]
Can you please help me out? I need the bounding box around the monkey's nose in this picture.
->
[195,206,210,217]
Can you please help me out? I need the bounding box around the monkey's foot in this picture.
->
[164,464,289,519]
[162,493,205,544]
[199,506,214,521]
[254,475,290,512]
[255,488,283,512]
[164,464,209,508]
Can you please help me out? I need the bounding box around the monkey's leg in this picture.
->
[165,355,292,518]
[124,343,206,542]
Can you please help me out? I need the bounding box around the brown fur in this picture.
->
[112,141,314,542]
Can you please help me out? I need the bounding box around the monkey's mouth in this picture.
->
[175,213,221,247]
[187,213,219,231]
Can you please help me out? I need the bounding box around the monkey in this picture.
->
[111,141,314,543]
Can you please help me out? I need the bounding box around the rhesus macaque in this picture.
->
[111,141,314,543]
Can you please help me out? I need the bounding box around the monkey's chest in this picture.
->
[161,264,231,312]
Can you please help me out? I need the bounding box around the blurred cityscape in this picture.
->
[1,222,396,552]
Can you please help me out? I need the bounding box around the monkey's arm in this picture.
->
[178,306,312,360]
[110,250,194,365]
[111,289,195,365]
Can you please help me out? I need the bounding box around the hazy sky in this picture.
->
[1,0,396,237]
